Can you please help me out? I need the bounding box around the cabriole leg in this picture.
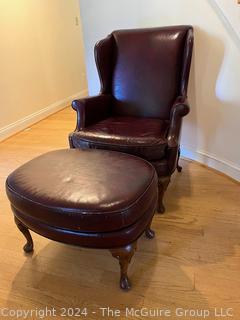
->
[177,147,182,172]
[110,241,137,291]
[157,176,171,214]
[14,217,34,253]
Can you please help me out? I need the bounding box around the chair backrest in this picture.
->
[95,26,193,119]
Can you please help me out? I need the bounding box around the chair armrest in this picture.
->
[72,94,112,131]
[167,96,190,148]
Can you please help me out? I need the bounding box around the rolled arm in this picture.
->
[167,96,190,148]
[72,94,112,131]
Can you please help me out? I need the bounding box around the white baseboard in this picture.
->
[181,146,240,182]
[0,89,88,142]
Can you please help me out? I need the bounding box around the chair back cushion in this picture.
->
[110,26,190,119]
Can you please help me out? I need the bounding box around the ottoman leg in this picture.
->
[110,241,137,291]
[14,217,34,253]
[145,220,155,239]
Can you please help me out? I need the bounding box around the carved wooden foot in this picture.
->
[177,148,182,172]
[157,176,170,214]
[14,217,34,253]
[110,242,137,291]
[177,164,182,172]
[145,217,155,239]
[145,227,155,239]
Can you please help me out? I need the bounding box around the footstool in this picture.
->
[6,149,158,290]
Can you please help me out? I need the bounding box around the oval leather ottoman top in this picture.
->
[6,149,157,236]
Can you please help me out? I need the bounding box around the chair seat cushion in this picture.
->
[70,116,169,161]
[6,149,158,233]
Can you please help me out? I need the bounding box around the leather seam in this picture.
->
[74,137,167,148]
[12,195,156,235]
[6,171,157,215]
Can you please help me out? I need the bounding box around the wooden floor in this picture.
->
[0,107,240,320]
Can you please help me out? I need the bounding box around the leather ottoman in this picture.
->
[6,149,158,290]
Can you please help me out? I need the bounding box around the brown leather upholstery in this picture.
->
[6,149,158,248]
[111,27,187,119]
[11,205,155,248]
[71,116,169,161]
[69,26,194,212]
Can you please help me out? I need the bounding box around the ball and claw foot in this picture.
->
[145,227,155,239]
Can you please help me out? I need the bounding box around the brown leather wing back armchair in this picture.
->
[69,26,194,213]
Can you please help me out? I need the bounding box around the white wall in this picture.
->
[0,0,87,140]
[79,0,240,181]
[214,0,240,40]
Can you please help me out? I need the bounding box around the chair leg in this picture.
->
[157,176,171,214]
[177,148,182,173]
[14,217,34,253]
[110,241,137,291]
[68,134,75,149]
[145,218,155,239]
